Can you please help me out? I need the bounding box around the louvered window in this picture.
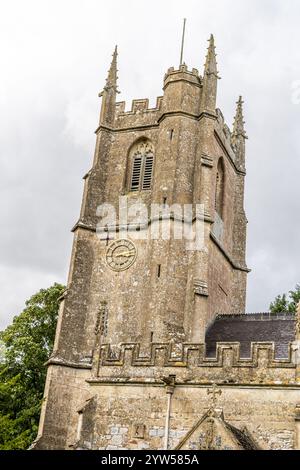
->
[142,153,153,190]
[131,155,142,191]
[130,152,154,192]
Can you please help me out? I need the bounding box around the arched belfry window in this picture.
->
[129,140,154,192]
[215,158,225,218]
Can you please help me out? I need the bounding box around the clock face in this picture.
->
[106,239,137,271]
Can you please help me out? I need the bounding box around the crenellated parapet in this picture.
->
[214,108,238,167]
[115,96,163,116]
[96,342,296,368]
[114,97,163,129]
[91,342,299,386]
[163,64,202,89]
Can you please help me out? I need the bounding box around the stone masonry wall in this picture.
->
[36,46,254,449]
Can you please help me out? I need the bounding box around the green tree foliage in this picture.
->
[269,284,300,314]
[0,283,65,450]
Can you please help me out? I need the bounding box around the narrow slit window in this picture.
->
[215,158,225,218]
[157,264,161,278]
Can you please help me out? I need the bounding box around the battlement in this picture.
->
[164,64,201,80]
[92,342,299,386]
[163,64,202,91]
[115,96,163,116]
[216,109,232,138]
[214,108,239,163]
[95,342,297,368]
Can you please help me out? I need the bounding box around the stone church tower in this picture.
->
[35,37,300,451]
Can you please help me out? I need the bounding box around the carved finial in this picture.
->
[232,96,247,139]
[99,45,119,97]
[204,34,220,78]
[207,383,222,407]
[231,96,247,169]
[201,35,220,113]
[107,45,118,89]
[98,46,120,126]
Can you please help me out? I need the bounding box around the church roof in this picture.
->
[205,313,296,359]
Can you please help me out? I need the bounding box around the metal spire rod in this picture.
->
[180,18,187,66]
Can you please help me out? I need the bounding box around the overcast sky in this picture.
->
[0,0,300,329]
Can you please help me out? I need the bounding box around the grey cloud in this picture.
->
[0,0,299,327]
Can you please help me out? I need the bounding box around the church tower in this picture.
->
[36,36,250,448]
[34,38,300,451]
[51,37,248,354]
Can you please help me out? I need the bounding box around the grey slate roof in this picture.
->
[205,313,296,359]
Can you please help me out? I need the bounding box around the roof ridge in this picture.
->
[217,312,295,316]
[215,312,296,320]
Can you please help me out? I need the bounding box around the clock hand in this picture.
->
[114,250,135,258]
